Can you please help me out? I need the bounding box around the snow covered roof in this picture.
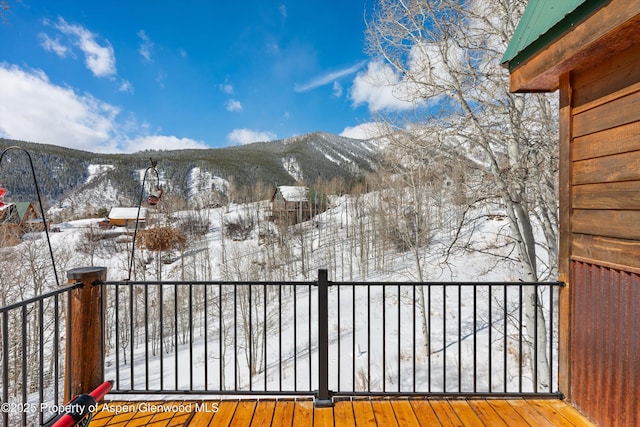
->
[108,207,147,220]
[277,186,308,202]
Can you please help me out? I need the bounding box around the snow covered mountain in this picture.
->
[0,132,383,219]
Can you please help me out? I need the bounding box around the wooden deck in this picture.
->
[88,398,596,426]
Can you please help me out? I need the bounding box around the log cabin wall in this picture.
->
[566,41,640,426]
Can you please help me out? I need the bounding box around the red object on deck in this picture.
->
[47,381,113,427]
[89,380,113,400]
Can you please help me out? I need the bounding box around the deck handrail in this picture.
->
[0,268,563,427]
[99,269,562,404]
[0,282,82,426]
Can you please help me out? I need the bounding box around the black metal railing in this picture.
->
[101,270,563,401]
[101,278,316,397]
[0,283,81,427]
[0,269,562,424]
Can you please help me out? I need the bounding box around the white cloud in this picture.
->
[279,4,287,18]
[0,64,203,154]
[226,99,243,112]
[49,18,116,78]
[0,64,119,152]
[350,60,417,112]
[119,79,134,93]
[227,129,276,145]
[39,33,70,57]
[332,81,343,98]
[350,42,462,112]
[156,71,167,89]
[220,83,233,94]
[124,135,207,152]
[137,29,153,62]
[295,60,366,93]
[340,122,388,140]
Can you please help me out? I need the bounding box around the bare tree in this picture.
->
[365,0,557,388]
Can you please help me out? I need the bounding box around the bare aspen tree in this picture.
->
[365,0,558,388]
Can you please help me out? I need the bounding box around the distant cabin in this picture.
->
[107,207,147,229]
[0,202,48,246]
[268,186,311,225]
[268,185,328,225]
[0,201,48,230]
[269,186,310,225]
[15,202,49,232]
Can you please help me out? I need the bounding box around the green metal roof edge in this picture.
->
[502,0,610,70]
[14,202,31,220]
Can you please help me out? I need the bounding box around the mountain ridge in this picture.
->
[0,132,382,219]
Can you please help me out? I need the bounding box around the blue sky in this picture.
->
[0,1,414,153]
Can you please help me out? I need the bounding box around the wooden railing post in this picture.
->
[65,267,106,401]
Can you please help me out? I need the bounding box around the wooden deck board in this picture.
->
[370,399,399,426]
[229,400,257,427]
[430,400,464,425]
[448,400,486,426]
[546,399,597,426]
[350,400,377,426]
[204,400,237,426]
[270,400,295,427]
[507,400,554,427]
[466,399,510,426]
[409,400,442,425]
[332,401,356,427]
[389,399,421,426]
[167,412,194,427]
[291,400,313,426]
[89,398,596,426]
[487,399,531,426]
[528,399,579,427]
[313,407,333,427]
[250,400,276,426]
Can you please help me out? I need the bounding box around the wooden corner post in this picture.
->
[557,72,573,399]
[65,266,106,401]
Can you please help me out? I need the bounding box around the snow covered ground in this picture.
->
[3,192,557,427]
[42,195,557,399]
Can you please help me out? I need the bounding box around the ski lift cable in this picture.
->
[127,159,162,281]
[0,146,61,288]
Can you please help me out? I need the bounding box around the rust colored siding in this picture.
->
[571,261,640,427]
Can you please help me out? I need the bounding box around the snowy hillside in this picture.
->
[0,184,558,426]
[41,192,525,284]
[1,132,382,220]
